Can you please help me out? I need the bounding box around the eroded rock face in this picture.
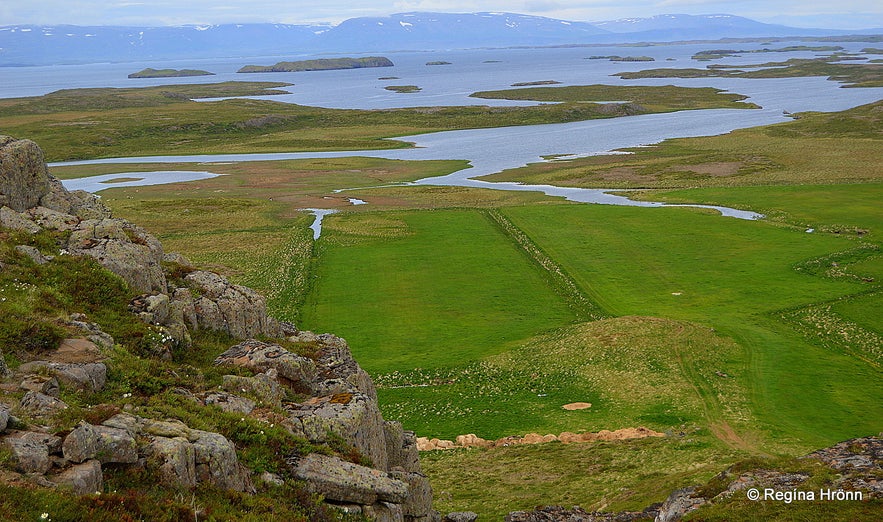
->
[215,339,317,393]
[289,392,389,471]
[291,453,409,505]
[186,271,280,339]
[0,137,50,212]
[67,218,167,294]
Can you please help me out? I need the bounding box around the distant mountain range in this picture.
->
[1,12,880,66]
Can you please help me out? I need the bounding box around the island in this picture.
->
[237,56,393,73]
[426,61,452,66]
[384,85,421,93]
[587,55,655,62]
[127,68,214,78]
[511,80,562,87]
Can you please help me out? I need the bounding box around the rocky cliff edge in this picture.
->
[0,136,438,521]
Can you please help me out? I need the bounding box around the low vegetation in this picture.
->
[8,73,882,519]
[470,84,758,111]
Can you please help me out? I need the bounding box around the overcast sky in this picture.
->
[2,1,881,29]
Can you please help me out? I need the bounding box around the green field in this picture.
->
[11,82,883,519]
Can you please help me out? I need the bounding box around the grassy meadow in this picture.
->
[11,79,883,519]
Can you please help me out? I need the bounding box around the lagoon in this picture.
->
[30,43,883,221]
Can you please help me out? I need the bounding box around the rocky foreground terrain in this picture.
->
[0,135,439,520]
[1,135,880,521]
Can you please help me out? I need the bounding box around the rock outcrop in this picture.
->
[0,136,50,212]
[0,135,281,347]
[0,135,437,521]
[215,335,439,521]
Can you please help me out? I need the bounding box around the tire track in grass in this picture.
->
[482,208,607,321]
[669,323,765,455]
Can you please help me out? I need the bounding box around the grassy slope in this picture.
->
[500,203,881,448]
[299,209,578,373]
[423,436,743,520]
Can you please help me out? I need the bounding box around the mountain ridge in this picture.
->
[1,12,880,66]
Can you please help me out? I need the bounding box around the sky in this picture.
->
[1,1,881,30]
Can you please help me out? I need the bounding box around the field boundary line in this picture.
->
[482,208,607,321]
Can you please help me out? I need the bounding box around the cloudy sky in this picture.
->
[2,1,881,29]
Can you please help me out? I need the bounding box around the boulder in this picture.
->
[129,293,171,325]
[63,421,137,464]
[289,392,388,470]
[291,453,408,505]
[94,425,138,464]
[140,418,195,440]
[313,334,377,400]
[27,205,80,232]
[19,375,60,397]
[67,218,166,294]
[65,317,115,350]
[53,338,104,364]
[191,430,253,493]
[147,436,197,487]
[363,502,404,522]
[222,372,285,407]
[389,470,434,518]
[18,391,68,417]
[0,404,9,432]
[0,206,40,233]
[655,486,705,522]
[18,361,106,393]
[4,434,51,474]
[0,136,50,212]
[49,362,107,393]
[0,351,13,379]
[203,392,256,415]
[444,513,479,522]
[62,422,99,463]
[385,421,421,473]
[185,270,280,339]
[54,459,103,495]
[14,245,49,264]
[215,339,317,394]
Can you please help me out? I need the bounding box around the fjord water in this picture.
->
[17,43,883,215]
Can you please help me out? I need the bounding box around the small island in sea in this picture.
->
[385,85,421,93]
[587,55,655,62]
[237,56,393,73]
[426,61,452,65]
[128,68,215,78]
[511,80,562,87]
